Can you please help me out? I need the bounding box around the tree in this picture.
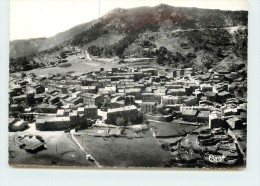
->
[59,51,67,59]
[21,72,26,79]
[156,46,168,65]
[116,117,125,126]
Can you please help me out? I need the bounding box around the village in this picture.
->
[8,47,247,168]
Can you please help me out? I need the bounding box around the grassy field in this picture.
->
[149,120,200,138]
[9,124,92,167]
[29,55,119,76]
[75,130,172,168]
[26,54,162,76]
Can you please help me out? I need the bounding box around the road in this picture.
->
[171,25,246,33]
[70,129,102,168]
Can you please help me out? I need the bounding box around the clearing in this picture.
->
[74,130,171,168]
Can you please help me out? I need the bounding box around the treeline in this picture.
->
[155,46,197,68]
[9,56,41,72]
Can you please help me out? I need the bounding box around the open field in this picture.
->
[9,124,92,167]
[75,130,171,168]
[149,120,201,138]
[26,54,163,76]
[29,55,119,76]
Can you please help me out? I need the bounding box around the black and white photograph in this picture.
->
[8,0,248,169]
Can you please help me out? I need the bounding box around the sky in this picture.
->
[10,0,248,41]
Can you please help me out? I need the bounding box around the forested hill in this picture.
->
[10,4,248,71]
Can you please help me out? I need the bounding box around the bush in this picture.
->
[60,51,67,59]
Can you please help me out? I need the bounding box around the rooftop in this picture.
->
[45,117,70,122]
[107,105,137,113]
[182,110,197,116]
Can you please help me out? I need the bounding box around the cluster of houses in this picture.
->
[8,64,247,133]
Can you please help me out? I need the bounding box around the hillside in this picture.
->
[9,4,248,72]
[10,19,99,58]
[9,38,47,58]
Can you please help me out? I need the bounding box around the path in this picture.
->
[171,26,245,33]
[70,129,102,168]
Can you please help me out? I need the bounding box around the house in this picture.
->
[77,107,85,116]
[49,96,60,105]
[213,84,227,94]
[165,83,183,89]
[183,96,198,106]
[125,95,135,105]
[161,95,180,105]
[158,69,167,77]
[223,108,238,116]
[72,91,81,98]
[200,84,213,92]
[11,85,23,94]
[33,94,43,104]
[203,91,216,102]
[217,91,231,103]
[139,68,158,76]
[197,111,211,123]
[63,96,83,105]
[69,111,78,126]
[34,85,45,94]
[230,72,239,80]
[141,93,155,102]
[36,117,71,130]
[141,102,156,113]
[9,104,20,112]
[182,110,198,122]
[26,84,45,94]
[180,105,213,112]
[84,105,98,119]
[18,80,29,86]
[106,105,138,124]
[81,86,97,94]
[228,83,237,93]
[154,92,165,103]
[48,84,68,94]
[58,94,69,100]
[36,104,58,113]
[82,78,97,86]
[167,88,186,96]
[12,95,27,103]
[226,117,244,129]
[98,86,117,95]
[110,96,125,108]
[208,113,226,129]
[199,100,214,106]
[81,93,104,107]
[9,118,28,132]
[125,88,141,100]
[193,89,203,98]
[56,109,65,117]
[184,68,194,76]
[176,69,185,77]
[19,135,45,153]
